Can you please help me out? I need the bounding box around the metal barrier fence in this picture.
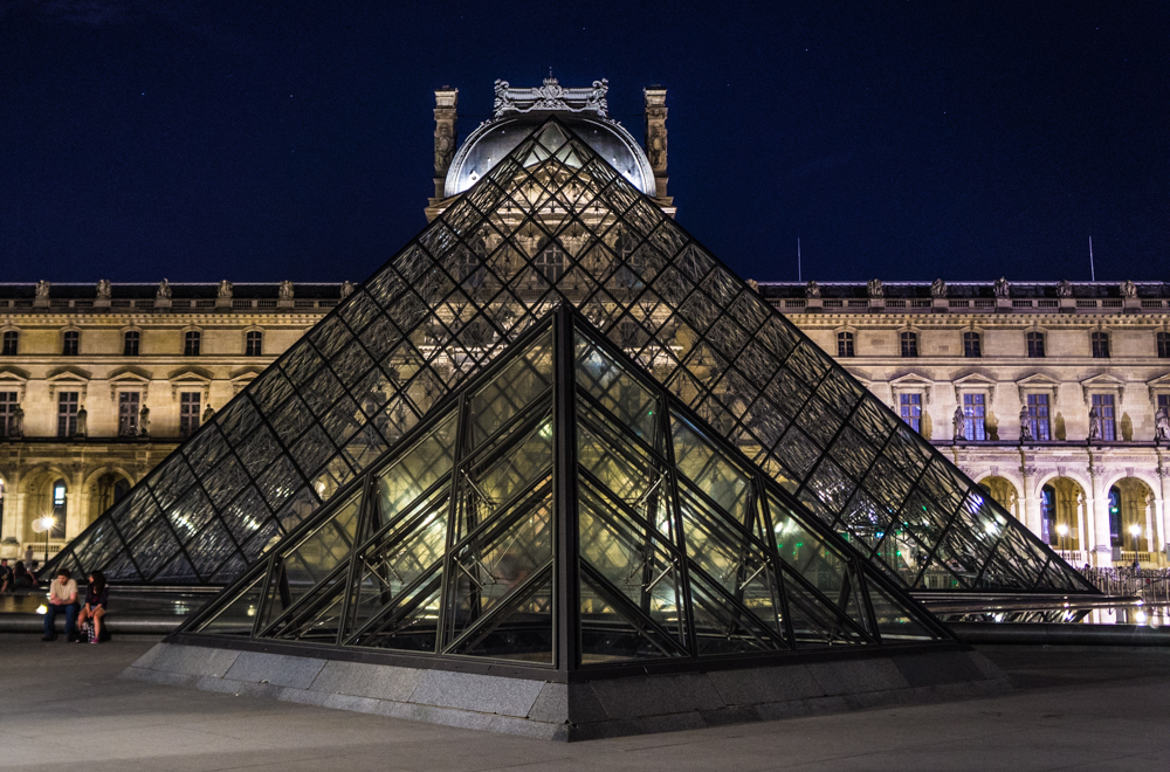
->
[1083,567,1170,604]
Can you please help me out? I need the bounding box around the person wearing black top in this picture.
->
[76,570,109,644]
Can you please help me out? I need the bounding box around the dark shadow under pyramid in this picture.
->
[176,308,952,662]
[49,117,1095,595]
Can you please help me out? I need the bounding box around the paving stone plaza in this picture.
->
[1,636,1169,770]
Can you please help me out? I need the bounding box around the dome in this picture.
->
[444,114,656,198]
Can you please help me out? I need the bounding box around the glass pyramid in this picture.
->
[47,116,1094,595]
[177,308,952,670]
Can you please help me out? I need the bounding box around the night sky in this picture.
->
[3,1,1167,285]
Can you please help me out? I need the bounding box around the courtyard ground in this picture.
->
[0,634,1167,770]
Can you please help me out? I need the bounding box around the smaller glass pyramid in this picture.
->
[176,308,951,673]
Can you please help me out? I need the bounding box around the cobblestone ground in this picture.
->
[0,634,1168,771]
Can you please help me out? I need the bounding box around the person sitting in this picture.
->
[0,558,12,593]
[76,570,109,644]
[11,561,35,590]
[41,568,79,642]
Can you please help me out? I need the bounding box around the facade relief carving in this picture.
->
[493,76,609,118]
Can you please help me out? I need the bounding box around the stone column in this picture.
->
[1088,459,1113,567]
[1019,456,1041,535]
[1158,453,1169,562]
[643,87,672,205]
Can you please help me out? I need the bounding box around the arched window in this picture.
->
[51,479,67,538]
[1107,486,1122,547]
[184,330,201,356]
[1040,484,1056,545]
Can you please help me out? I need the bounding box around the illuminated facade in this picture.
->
[1,80,1162,580]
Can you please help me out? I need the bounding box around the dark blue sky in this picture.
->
[2,1,1167,283]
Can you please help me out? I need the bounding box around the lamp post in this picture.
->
[36,515,55,564]
[1129,524,1143,560]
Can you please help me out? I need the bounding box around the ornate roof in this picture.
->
[443,77,655,198]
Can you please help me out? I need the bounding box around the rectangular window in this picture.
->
[245,330,263,356]
[963,331,982,358]
[123,330,140,356]
[1026,331,1045,358]
[1,330,16,355]
[899,393,922,432]
[118,392,140,437]
[1026,394,1051,441]
[1157,332,1170,359]
[184,331,201,356]
[962,393,987,441]
[836,331,855,357]
[62,330,79,355]
[1092,393,1116,441]
[179,392,201,437]
[0,392,17,436]
[900,331,918,357]
[535,245,565,283]
[1091,331,1110,358]
[57,391,79,438]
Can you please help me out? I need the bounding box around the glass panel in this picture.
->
[468,331,552,444]
[193,571,266,635]
[670,416,751,523]
[866,582,939,642]
[372,412,457,528]
[578,484,683,643]
[574,335,658,442]
[258,491,362,632]
[579,570,686,663]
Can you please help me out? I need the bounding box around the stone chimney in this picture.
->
[429,87,458,216]
[643,87,672,206]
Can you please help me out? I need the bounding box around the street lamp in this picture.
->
[34,515,55,564]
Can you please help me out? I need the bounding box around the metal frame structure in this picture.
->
[48,116,1095,597]
[172,307,957,681]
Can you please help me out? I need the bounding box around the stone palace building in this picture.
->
[2,85,1168,572]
